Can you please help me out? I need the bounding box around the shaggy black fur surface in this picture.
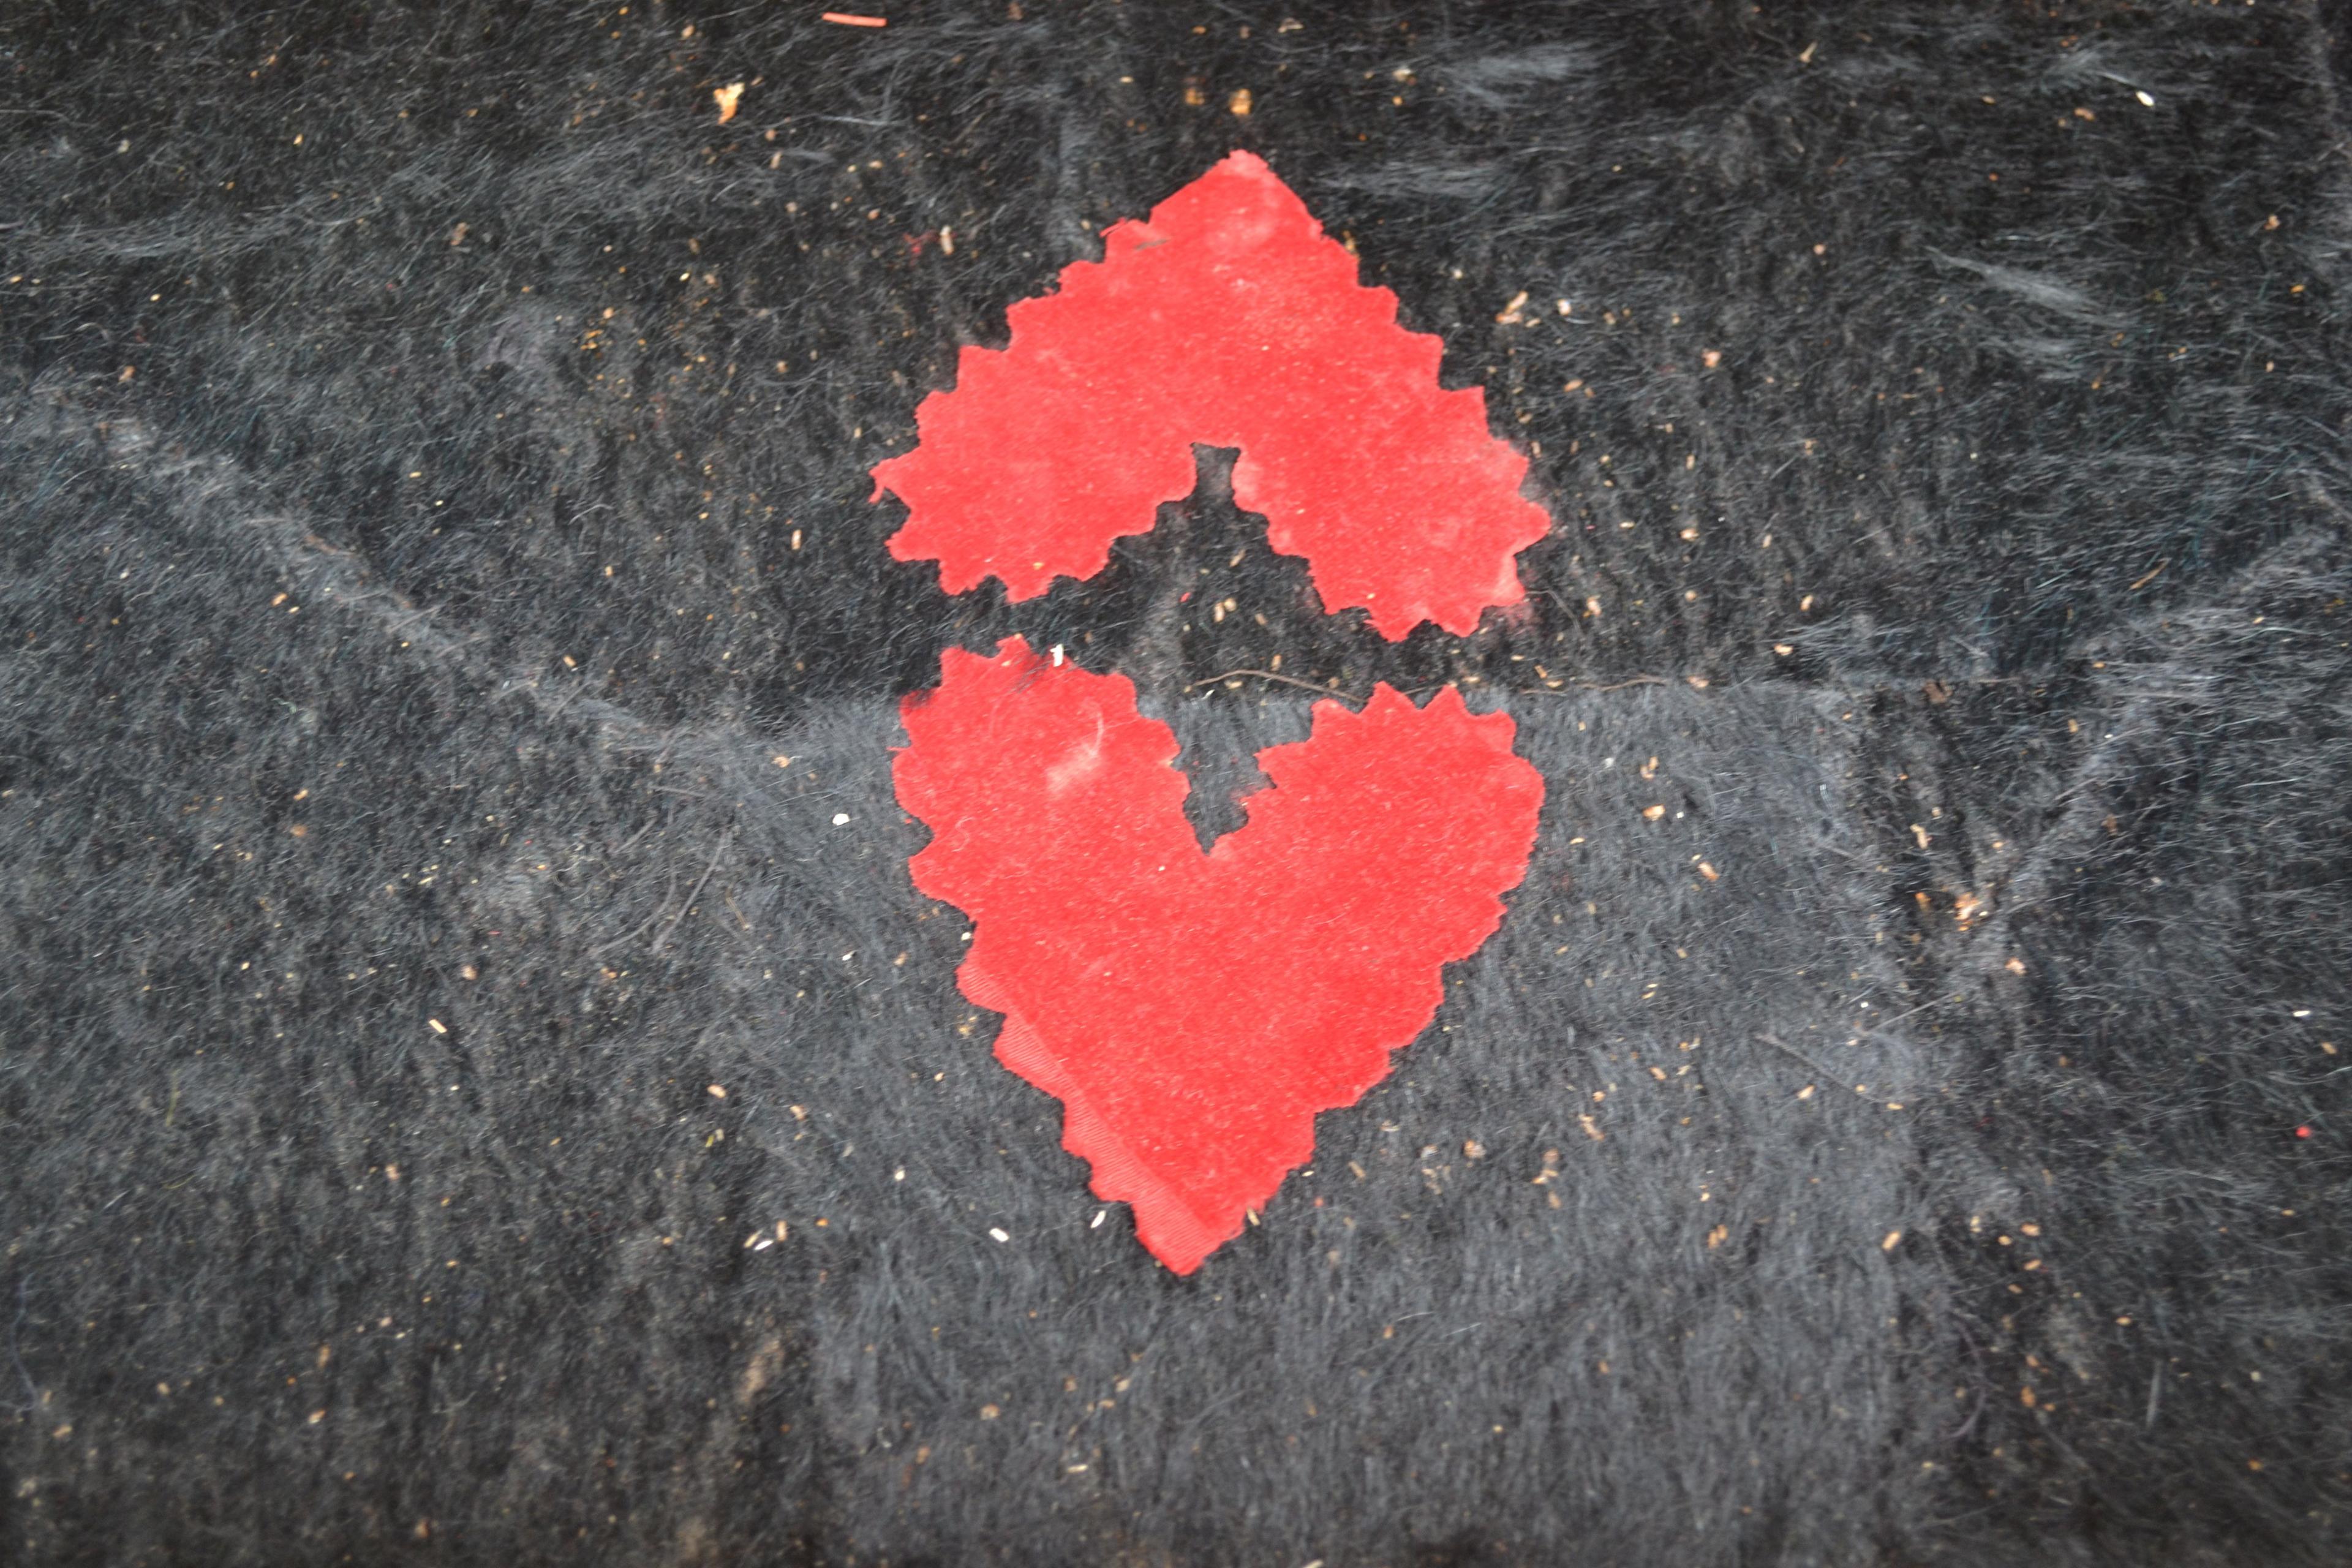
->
[4,1,2350,1562]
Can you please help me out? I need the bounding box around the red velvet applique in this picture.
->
[895,638,1545,1273]
[871,151,1550,639]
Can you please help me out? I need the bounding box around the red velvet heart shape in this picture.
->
[895,638,1545,1272]
[870,151,1550,640]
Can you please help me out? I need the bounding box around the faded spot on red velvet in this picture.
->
[872,151,1551,639]
[894,638,1545,1272]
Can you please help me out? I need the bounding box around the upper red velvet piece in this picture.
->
[895,638,1546,1272]
[872,151,1550,639]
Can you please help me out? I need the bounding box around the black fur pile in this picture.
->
[4,2,2349,1562]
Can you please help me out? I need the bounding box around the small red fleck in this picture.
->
[2296,1125,2313,1139]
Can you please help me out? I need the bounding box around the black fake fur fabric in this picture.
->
[2,2,2350,1563]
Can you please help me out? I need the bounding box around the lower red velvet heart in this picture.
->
[894,638,1545,1273]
